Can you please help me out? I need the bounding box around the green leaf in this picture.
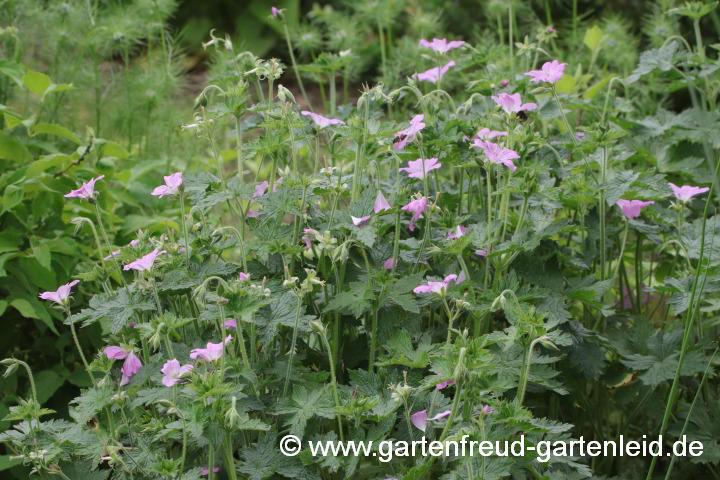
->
[23,69,51,96]
[324,281,372,318]
[69,387,114,424]
[31,242,52,270]
[274,385,335,437]
[2,184,24,213]
[69,289,155,333]
[0,131,32,163]
[31,122,82,145]
[32,370,65,405]
[583,25,604,52]
[376,329,433,368]
[0,455,22,471]
[10,298,58,334]
[626,41,683,84]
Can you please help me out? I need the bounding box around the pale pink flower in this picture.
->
[418,38,465,54]
[411,409,452,432]
[129,239,140,247]
[201,467,221,476]
[393,114,425,150]
[435,375,455,390]
[246,210,263,218]
[64,175,104,199]
[190,336,233,362]
[475,249,488,257]
[475,128,508,140]
[160,359,194,387]
[39,280,80,305]
[302,235,312,249]
[616,199,655,219]
[123,249,166,272]
[374,191,392,213]
[301,111,345,128]
[238,272,250,281]
[151,172,183,198]
[482,405,491,415]
[351,215,371,226]
[499,80,509,87]
[104,250,121,261]
[473,141,520,171]
[456,270,466,284]
[546,27,555,34]
[412,61,455,83]
[384,258,394,270]
[668,183,710,202]
[401,196,429,231]
[104,346,142,386]
[253,178,283,198]
[224,319,237,330]
[270,7,280,18]
[525,60,568,83]
[413,274,459,294]
[447,225,468,239]
[491,93,537,114]
[399,158,442,179]
[576,132,585,139]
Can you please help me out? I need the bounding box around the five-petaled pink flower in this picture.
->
[160,359,194,387]
[401,196,429,231]
[253,178,284,198]
[476,249,488,257]
[384,258,394,270]
[399,158,442,179]
[473,141,520,171]
[475,128,508,140]
[224,319,237,330]
[393,114,425,150]
[525,60,567,83]
[668,183,710,203]
[413,274,459,295]
[301,111,345,128]
[374,191,392,213]
[64,175,105,199]
[351,215,371,226]
[435,374,455,390]
[151,172,183,198]
[238,272,250,282]
[491,93,537,115]
[411,409,452,432]
[124,249,166,272]
[190,336,233,362]
[412,61,456,83]
[418,38,465,54]
[616,199,654,219]
[105,346,143,386]
[39,280,80,305]
[448,225,468,239]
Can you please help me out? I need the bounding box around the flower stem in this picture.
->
[282,294,304,397]
[94,202,128,291]
[179,193,190,266]
[67,309,95,384]
[283,22,312,111]
[320,328,344,441]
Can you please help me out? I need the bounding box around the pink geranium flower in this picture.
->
[238,272,250,281]
[224,319,237,330]
[525,60,568,83]
[253,178,284,198]
[39,280,80,305]
[435,374,455,390]
[151,172,183,198]
[374,191,392,213]
[413,274,459,294]
[393,114,425,150]
[412,61,456,83]
[246,209,263,218]
[476,249,488,257]
[499,80,509,87]
[301,111,345,128]
[104,346,142,386]
[64,175,105,199]
[160,359,194,387]
[401,196,429,231]
[384,258,394,270]
[399,158,442,179]
[473,141,520,171]
[190,336,233,362]
[475,128,508,140]
[270,7,280,18]
[448,225,468,239]
[201,467,221,476]
[411,409,452,432]
[491,93,537,115]
[351,215,371,226]
[418,38,465,54]
[616,199,654,219]
[668,183,710,202]
[124,249,166,272]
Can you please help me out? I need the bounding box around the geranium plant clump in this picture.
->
[2,2,720,480]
